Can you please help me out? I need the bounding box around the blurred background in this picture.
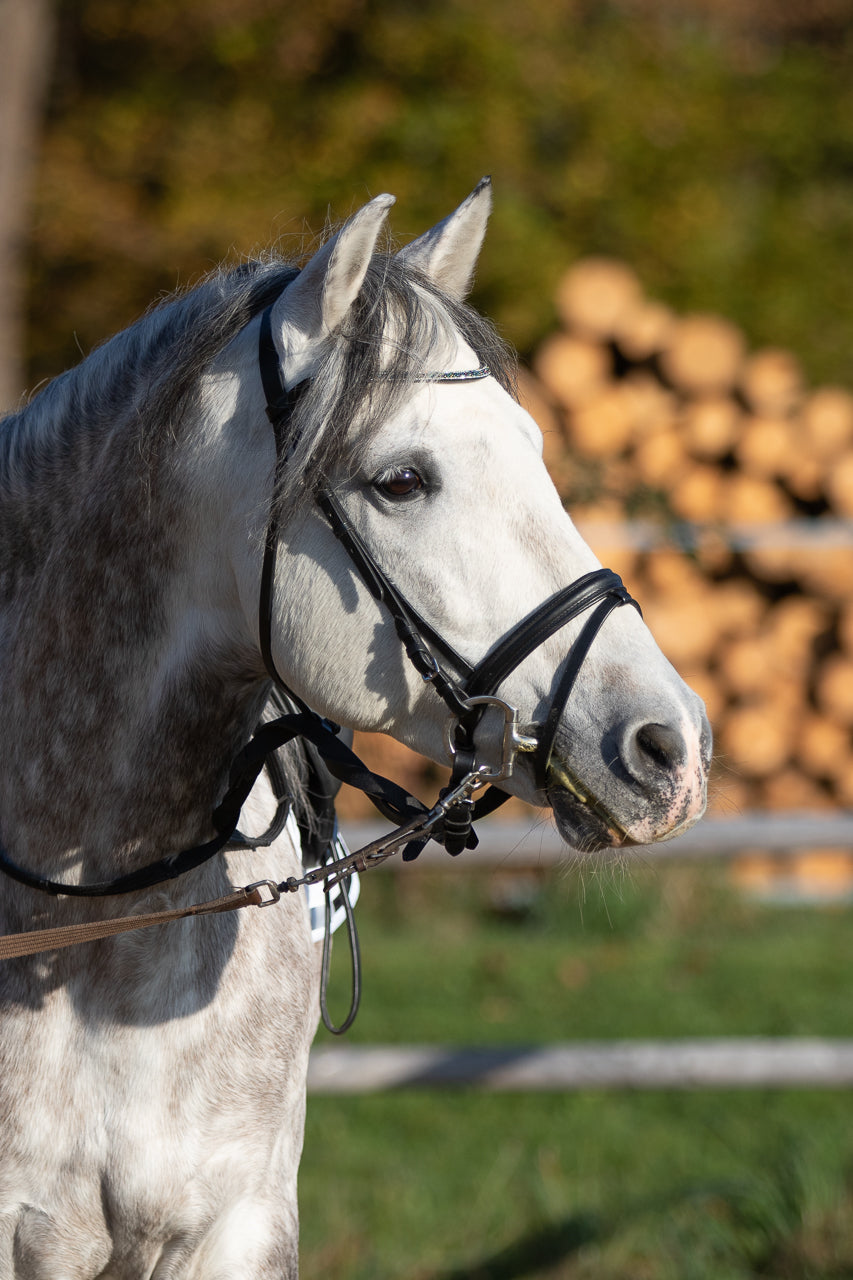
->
[4,0,853,1276]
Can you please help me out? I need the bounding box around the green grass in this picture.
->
[299,862,853,1278]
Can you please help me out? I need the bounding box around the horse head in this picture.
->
[214,180,710,853]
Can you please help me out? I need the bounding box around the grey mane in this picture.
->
[0,249,516,515]
[0,259,299,509]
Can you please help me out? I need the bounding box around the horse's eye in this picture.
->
[376,467,424,498]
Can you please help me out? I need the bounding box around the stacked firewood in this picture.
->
[339,258,853,821]
[525,257,853,814]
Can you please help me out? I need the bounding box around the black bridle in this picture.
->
[0,303,639,893]
[256,306,641,855]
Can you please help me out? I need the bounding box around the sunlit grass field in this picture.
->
[299,855,853,1279]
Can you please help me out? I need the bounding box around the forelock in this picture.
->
[275,252,517,506]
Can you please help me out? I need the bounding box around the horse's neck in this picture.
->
[0,406,264,890]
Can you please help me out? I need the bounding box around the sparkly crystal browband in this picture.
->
[415,365,491,383]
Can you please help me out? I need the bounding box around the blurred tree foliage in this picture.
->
[25,0,853,389]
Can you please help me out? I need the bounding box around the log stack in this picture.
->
[527,256,853,815]
[339,257,853,824]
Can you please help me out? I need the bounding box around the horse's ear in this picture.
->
[396,177,492,300]
[270,193,395,366]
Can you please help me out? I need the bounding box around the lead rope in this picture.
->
[0,886,267,960]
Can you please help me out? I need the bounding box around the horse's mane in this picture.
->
[0,259,298,500]
[0,249,517,512]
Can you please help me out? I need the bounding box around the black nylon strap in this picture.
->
[225,714,427,830]
[533,595,627,784]
[258,306,305,431]
[442,744,480,856]
[0,828,234,899]
[229,745,290,852]
[320,863,361,1035]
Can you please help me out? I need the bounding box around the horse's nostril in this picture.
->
[621,720,688,784]
[637,723,686,770]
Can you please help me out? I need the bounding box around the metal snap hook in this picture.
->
[245,880,282,907]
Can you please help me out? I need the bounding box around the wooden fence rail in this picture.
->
[308,1039,853,1093]
[320,814,853,1094]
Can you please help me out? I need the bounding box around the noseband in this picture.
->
[257,306,641,854]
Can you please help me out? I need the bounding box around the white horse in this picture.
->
[0,180,710,1277]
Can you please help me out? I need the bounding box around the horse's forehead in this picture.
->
[384,374,540,457]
